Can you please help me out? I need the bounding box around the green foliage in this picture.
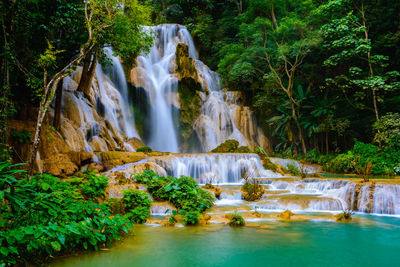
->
[133,170,215,225]
[323,141,400,175]
[284,163,300,176]
[0,162,132,266]
[180,210,200,225]
[228,211,245,227]
[136,146,153,153]
[373,113,400,148]
[11,129,31,144]
[122,189,152,224]
[74,170,109,202]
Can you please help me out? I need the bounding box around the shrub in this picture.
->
[133,169,158,184]
[134,171,215,224]
[181,210,200,225]
[305,149,320,164]
[324,152,355,173]
[228,212,245,226]
[0,162,132,266]
[373,112,400,148]
[79,170,109,201]
[284,163,300,176]
[136,146,152,152]
[122,189,152,223]
[241,180,264,201]
[105,198,125,215]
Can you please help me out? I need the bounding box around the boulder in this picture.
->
[277,210,295,220]
[99,151,146,170]
[42,153,78,177]
[211,139,239,153]
[127,137,146,150]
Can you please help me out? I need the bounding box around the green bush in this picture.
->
[241,181,264,201]
[228,212,245,226]
[122,189,152,223]
[0,162,132,266]
[322,141,400,175]
[324,152,355,173]
[236,146,253,153]
[136,146,152,152]
[133,169,158,184]
[79,170,109,201]
[305,149,320,164]
[284,163,300,176]
[180,210,200,225]
[133,171,215,224]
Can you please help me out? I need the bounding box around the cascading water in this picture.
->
[152,153,282,184]
[131,24,265,152]
[103,48,138,138]
[132,24,198,152]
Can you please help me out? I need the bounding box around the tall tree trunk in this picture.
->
[53,78,63,131]
[360,6,379,121]
[270,4,278,30]
[325,131,329,154]
[291,102,307,156]
[77,50,97,98]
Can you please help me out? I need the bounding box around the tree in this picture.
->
[318,0,400,122]
[27,0,153,175]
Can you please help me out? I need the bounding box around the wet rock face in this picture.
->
[175,43,198,82]
[177,77,202,152]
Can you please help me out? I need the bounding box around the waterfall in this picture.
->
[132,24,192,152]
[103,47,138,139]
[130,24,268,152]
[152,153,282,184]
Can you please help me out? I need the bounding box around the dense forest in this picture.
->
[1,0,400,165]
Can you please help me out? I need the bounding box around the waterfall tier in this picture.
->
[152,153,282,184]
[130,24,271,152]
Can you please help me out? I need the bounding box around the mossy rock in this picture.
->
[278,210,294,220]
[176,43,198,80]
[136,146,152,153]
[236,146,253,153]
[211,139,239,153]
[241,182,264,201]
[262,157,279,172]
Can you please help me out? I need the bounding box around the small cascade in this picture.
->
[60,54,139,152]
[152,153,282,184]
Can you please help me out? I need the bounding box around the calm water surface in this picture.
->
[51,215,400,267]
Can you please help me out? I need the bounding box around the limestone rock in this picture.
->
[277,210,295,220]
[127,137,146,150]
[99,151,147,170]
[42,153,78,177]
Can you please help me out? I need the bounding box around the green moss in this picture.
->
[262,157,278,172]
[136,146,152,153]
[177,77,202,149]
[237,146,253,153]
[176,43,197,79]
[228,212,245,226]
[211,139,239,153]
